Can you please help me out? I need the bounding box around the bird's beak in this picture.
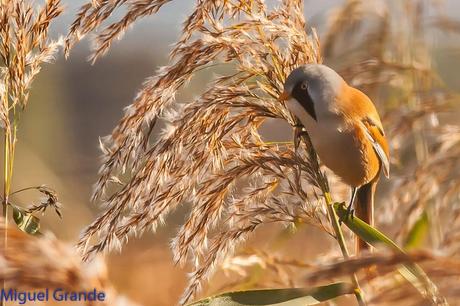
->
[278,90,291,102]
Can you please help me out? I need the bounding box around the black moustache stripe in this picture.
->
[291,83,317,121]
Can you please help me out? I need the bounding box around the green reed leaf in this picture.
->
[12,206,40,235]
[188,282,354,306]
[334,203,446,305]
[404,211,429,250]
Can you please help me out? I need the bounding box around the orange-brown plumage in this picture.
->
[338,84,390,187]
[281,64,390,254]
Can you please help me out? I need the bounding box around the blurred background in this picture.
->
[9,0,460,305]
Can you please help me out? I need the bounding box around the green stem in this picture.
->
[324,192,366,306]
[296,129,366,305]
[1,103,17,306]
[2,131,9,306]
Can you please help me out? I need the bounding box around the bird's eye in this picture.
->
[300,83,308,90]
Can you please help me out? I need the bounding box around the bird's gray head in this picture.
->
[280,64,344,121]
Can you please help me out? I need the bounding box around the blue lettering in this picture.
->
[87,289,97,300]
[69,292,78,301]
[97,292,105,301]
[0,289,14,302]
[36,291,45,301]
[50,289,106,302]
[53,288,64,301]
[17,292,26,305]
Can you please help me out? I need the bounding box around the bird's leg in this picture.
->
[341,187,357,223]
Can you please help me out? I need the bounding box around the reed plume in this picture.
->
[1,1,64,303]
[0,0,63,117]
[0,0,64,223]
[68,0,329,303]
[67,0,460,304]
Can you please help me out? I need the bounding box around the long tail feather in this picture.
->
[355,179,378,253]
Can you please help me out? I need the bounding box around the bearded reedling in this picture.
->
[280,64,390,253]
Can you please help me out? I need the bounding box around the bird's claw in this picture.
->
[339,204,354,224]
[346,206,355,221]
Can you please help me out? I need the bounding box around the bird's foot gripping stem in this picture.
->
[339,203,354,225]
[339,187,357,224]
[345,203,355,221]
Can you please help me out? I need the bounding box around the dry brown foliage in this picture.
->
[220,249,460,305]
[69,1,328,303]
[0,220,140,306]
[0,0,63,128]
[1,0,64,239]
[67,0,460,305]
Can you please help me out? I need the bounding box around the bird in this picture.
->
[279,64,390,253]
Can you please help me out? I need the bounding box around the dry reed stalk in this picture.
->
[1,1,64,304]
[220,249,460,305]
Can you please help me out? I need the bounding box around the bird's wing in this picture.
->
[361,117,390,178]
[339,85,390,178]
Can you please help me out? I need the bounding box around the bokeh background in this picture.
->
[9,0,460,305]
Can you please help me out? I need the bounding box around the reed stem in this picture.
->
[324,192,366,306]
[296,129,366,305]
[1,101,17,306]
[1,129,9,306]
